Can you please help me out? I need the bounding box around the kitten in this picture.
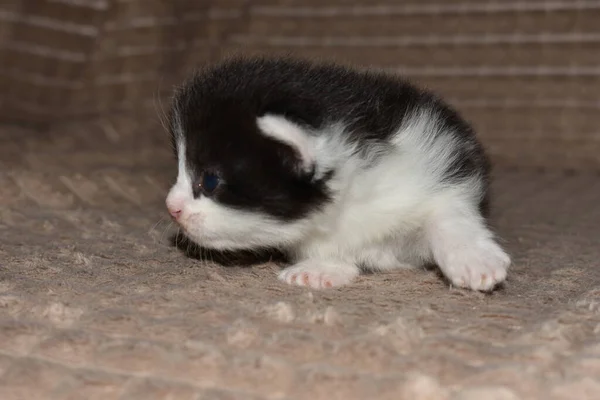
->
[165,56,510,291]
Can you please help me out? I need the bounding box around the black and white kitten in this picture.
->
[165,56,510,291]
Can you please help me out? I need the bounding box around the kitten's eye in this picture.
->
[199,171,220,195]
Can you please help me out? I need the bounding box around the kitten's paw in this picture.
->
[440,240,510,291]
[278,260,359,289]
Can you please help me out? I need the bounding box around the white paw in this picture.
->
[278,260,359,289]
[439,240,511,291]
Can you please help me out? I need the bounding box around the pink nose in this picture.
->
[168,207,182,220]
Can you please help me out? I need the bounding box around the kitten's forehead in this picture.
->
[171,102,207,172]
[171,108,193,188]
[171,101,186,142]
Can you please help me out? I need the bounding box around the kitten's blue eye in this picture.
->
[200,171,220,195]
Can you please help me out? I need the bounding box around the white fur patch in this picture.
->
[281,105,508,290]
[180,196,310,250]
[165,111,193,214]
[256,114,315,171]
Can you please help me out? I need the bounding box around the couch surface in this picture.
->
[1,1,600,399]
[1,116,599,399]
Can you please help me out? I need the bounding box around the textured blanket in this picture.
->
[1,116,599,399]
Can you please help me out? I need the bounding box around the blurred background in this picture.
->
[1,0,599,170]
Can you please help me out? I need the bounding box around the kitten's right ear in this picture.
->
[256,114,315,174]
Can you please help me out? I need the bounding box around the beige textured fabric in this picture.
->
[2,1,600,399]
[1,116,600,399]
[1,0,600,170]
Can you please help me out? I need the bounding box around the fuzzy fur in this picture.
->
[165,56,510,291]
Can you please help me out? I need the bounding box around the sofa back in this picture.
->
[1,0,598,170]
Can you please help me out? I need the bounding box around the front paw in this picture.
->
[278,260,359,289]
[440,240,510,291]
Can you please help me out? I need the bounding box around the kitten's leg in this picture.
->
[357,240,417,271]
[278,260,360,289]
[426,203,510,291]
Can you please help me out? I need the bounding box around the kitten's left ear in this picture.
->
[256,114,315,173]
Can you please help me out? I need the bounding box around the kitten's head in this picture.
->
[165,90,333,251]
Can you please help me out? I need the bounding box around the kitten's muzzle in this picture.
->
[167,205,182,220]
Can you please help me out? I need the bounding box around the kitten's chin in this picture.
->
[178,214,309,251]
[181,230,258,252]
[200,239,253,251]
[184,229,300,253]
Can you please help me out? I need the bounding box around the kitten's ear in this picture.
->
[256,114,315,174]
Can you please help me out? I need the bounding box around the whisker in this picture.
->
[159,220,174,246]
[210,248,217,265]
[201,246,208,264]
[149,215,166,236]
[175,227,182,251]
[198,244,205,263]
[186,236,192,257]
[154,76,170,133]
